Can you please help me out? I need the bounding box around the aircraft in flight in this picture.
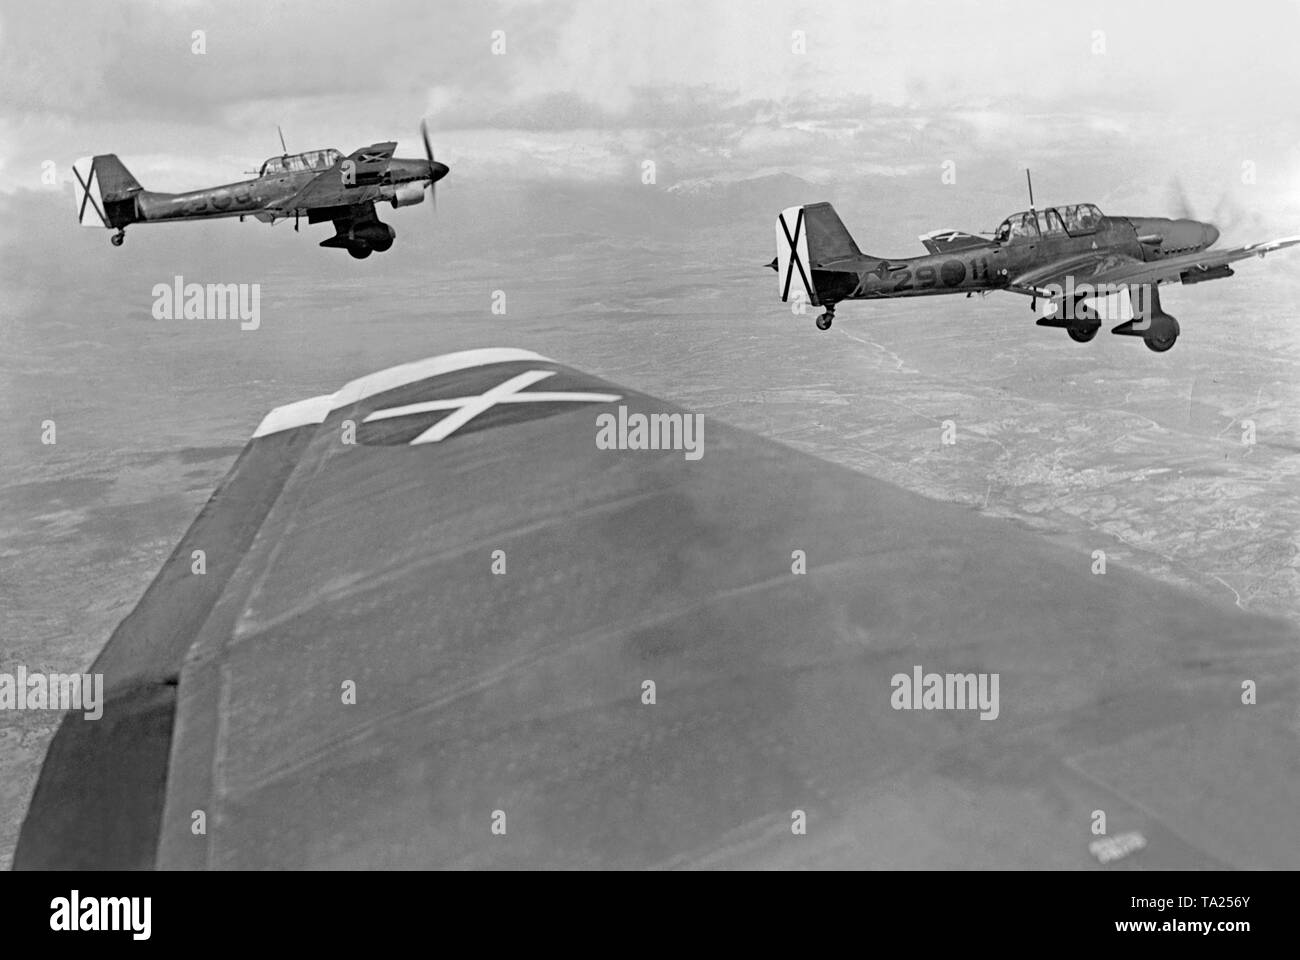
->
[772,174,1299,352]
[72,123,449,259]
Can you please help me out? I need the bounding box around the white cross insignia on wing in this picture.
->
[362,370,621,444]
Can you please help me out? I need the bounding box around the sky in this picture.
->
[3,0,1300,237]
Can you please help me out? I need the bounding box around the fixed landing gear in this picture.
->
[1036,294,1101,343]
[350,231,391,256]
[1108,285,1180,352]
[1040,287,1181,352]
[815,305,835,331]
[1065,294,1100,343]
[1067,323,1100,343]
[321,222,394,259]
[1143,317,1180,353]
[110,229,125,246]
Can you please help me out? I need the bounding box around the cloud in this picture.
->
[2,0,1298,232]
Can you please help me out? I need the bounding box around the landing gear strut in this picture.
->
[110,229,125,247]
[1109,284,1180,352]
[815,305,835,331]
[1035,294,1101,343]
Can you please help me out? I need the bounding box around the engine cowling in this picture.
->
[388,182,425,208]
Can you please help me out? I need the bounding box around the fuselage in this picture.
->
[820,214,1219,304]
[134,157,438,223]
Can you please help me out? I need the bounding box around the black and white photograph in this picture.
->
[0,0,1296,933]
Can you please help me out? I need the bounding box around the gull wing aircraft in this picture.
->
[15,347,1298,869]
[772,174,1300,352]
[72,123,449,259]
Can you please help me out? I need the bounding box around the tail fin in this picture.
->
[775,202,865,304]
[72,155,142,228]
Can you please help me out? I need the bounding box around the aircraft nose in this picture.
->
[430,161,450,183]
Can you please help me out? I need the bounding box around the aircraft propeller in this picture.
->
[1167,177,1196,221]
[420,120,440,213]
[1166,176,1259,239]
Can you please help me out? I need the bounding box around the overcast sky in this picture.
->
[2,0,1299,232]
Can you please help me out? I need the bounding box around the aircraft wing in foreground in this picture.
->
[15,348,1299,869]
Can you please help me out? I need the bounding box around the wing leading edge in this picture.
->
[1011,236,1300,295]
[15,347,1300,869]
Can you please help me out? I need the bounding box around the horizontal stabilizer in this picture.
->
[918,228,991,255]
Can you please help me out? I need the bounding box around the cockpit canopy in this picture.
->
[993,203,1104,243]
[258,148,342,177]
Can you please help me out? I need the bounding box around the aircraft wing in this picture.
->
[345,140,397,178]
[15,348,1299,869]
[918,229,992,256]
[1008,250,1142,293]
[1010,236,1300,295]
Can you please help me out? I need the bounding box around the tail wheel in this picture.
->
[815,313,833,331]
[110,231,125,247]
